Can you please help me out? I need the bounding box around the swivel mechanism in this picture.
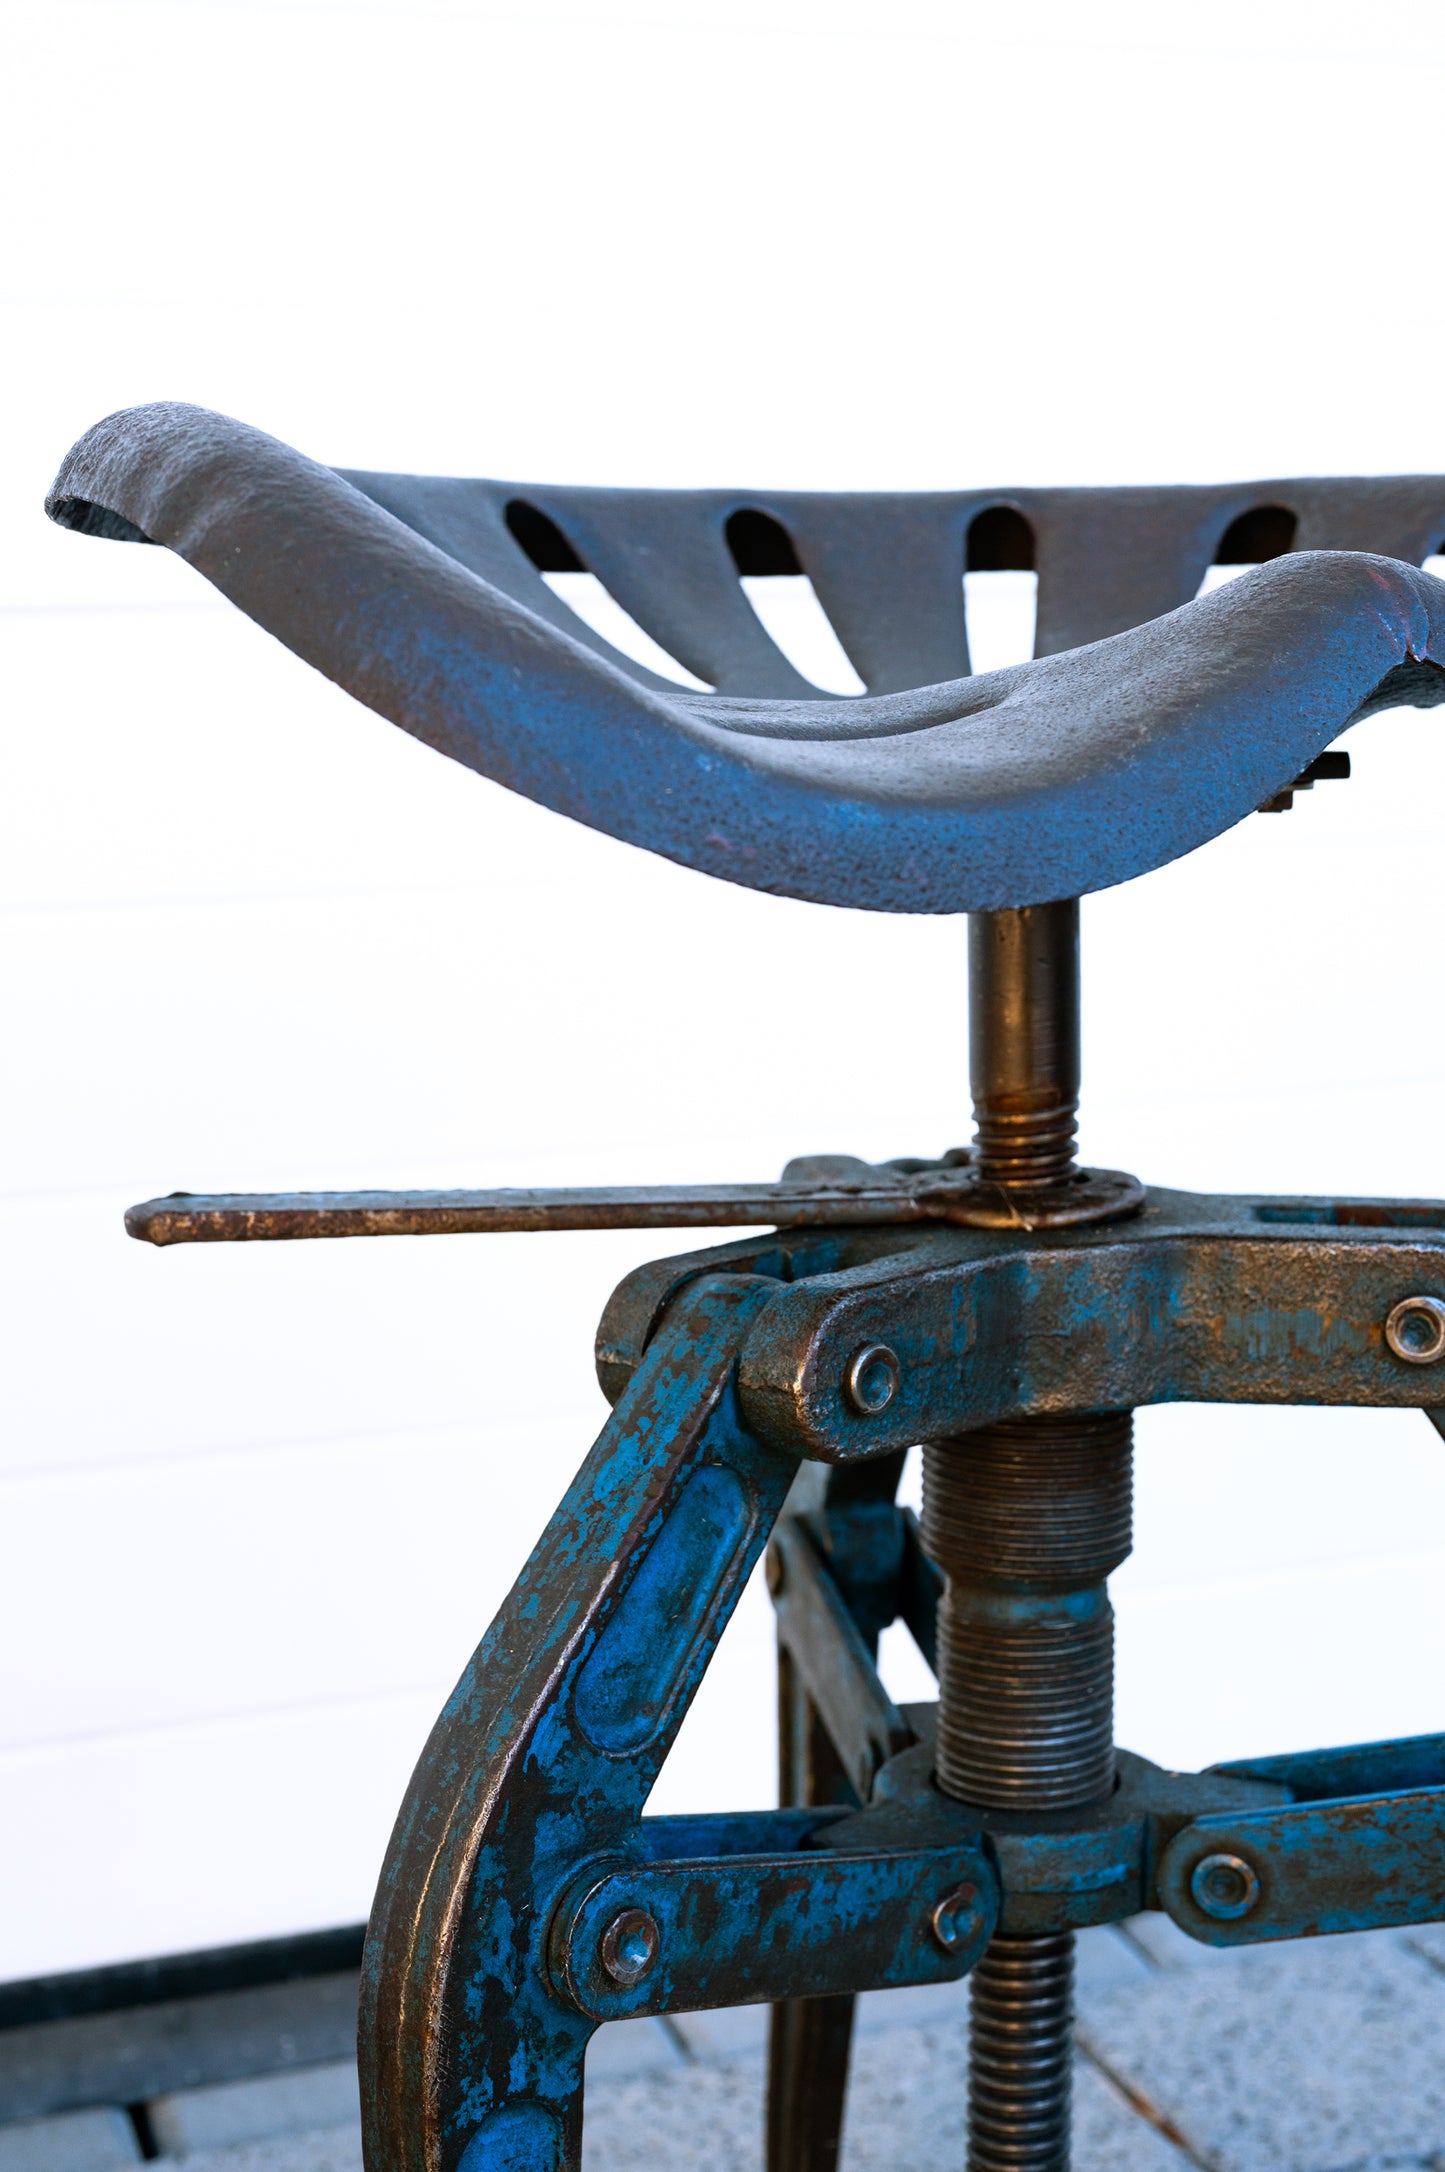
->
[46,404,1445,2172]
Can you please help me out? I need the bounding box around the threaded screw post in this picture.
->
[923,1412,1133,2172]
[967,1933,1074,2172]
[969,903,1080,1189]
[937,899,1131,2172]
[923,1414,1133,1809]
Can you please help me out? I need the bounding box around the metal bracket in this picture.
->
[768,1516,917,1805]
[547,1813,996,2021]
[721,1189,1445,1458]
[1159,1736,1445,1946]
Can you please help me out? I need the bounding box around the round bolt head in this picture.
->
[1385,1295,1445,1366]
[930,1880,985,1953]
[845,1342,901,1416]
[1189,1851,1261,1921]
[599,1907,660,1987]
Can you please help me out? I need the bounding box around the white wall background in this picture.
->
[6,0,1445,1982]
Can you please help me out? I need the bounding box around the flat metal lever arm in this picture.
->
[124,1165,975,1246]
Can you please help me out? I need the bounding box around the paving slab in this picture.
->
[1075,1925,1155,1993]
[155,2019,1185,2172]
[1120,1908,1275,1970]
[0,2109,139,2172]
[131,1924,1445,2172]
[671,1929,1142,2067]
[1403,1922,1445,1980]
[672,1981,974,2063]
[149,2065,358,2156]
[1118,1911,1405,1974]
[584,2021,685,2082]
[669,2004,769,2063]
[1078,1930,1445,2172]
[581,2023,1190,2172]
[158,2129,360,2172]
[827,2028,1192,2172]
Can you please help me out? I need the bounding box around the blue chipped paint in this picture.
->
[457,2104,563,2172]
[572,1461,750,1751]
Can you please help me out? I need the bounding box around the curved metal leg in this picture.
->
[360,1273,795,2172]
[356,1260,995,2172]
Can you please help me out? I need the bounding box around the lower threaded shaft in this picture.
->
[967,1934,1075,2172]
[922,1411,1133,2172]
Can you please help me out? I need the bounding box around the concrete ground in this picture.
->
[5,1917,1445,2172]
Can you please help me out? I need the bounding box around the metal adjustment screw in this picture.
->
[930,1881,986,1954]
[1385,1296,1445,1366]
[1189,1852,1261,1921]
[844,1342,900,1415]
[598,1908,660,1987]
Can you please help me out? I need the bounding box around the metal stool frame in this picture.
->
[46,407,1445,2172]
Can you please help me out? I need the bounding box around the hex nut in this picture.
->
[1189,1851,1261,1921]
[599,1907,660,1986]
[930,1880,986,1953]
[844,1343,901,1416]
[1385,1295,1445,1366]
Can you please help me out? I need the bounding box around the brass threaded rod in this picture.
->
[969,903,1080,1188]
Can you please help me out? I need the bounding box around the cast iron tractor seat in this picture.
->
[47,404,1445,2172]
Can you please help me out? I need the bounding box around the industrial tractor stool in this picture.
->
[47,403,1445,2172]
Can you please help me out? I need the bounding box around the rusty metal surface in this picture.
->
[969,903,1081,1191]
[765,1459,884,2172]
[138,1166,1445,2172]
[768,1516,915,1808]
[933,885,1106,2172]
[99,1181,1445,2172]
[729,1192,1445,1460]
[358,1265,1016,2172]
[124,1160,1147,1245]
[549,1826,995,2020]
[357,1272,791,2172]
[125,1176,967,1243]
[122,1158,964,1244]
[45,404,1445,912]
[594,1228,912,1411]
[766,1993,855,2172]
[1158,1735,1445,1947]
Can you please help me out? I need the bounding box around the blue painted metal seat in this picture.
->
[46,403,1445,910]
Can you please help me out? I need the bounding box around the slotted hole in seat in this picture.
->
[725,509,864,695]
[1197,503,1299,596]
[1422,549,1445,581]
[963,505,1037,673]
[503,499,712,689]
